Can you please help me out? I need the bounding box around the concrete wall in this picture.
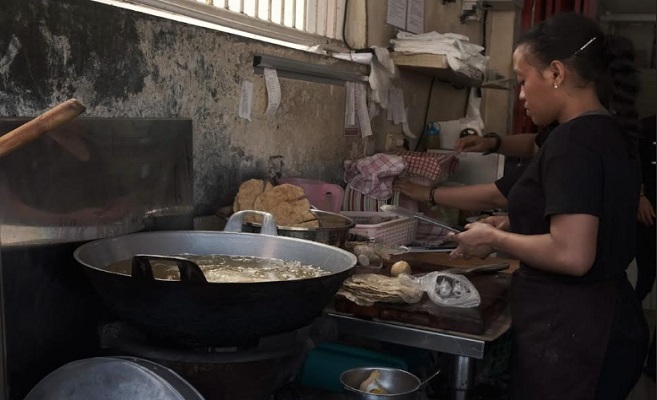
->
[0,0,371,215]
[0,0,517,214]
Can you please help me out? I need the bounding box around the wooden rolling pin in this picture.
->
[0,99,86,159]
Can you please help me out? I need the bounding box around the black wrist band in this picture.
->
[429,185,439,206]
[483,132,502,155]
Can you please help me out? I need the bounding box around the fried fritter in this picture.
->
[233,181,318,227]
[233,179,267,214]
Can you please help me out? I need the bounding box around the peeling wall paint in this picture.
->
[0,0,369,214]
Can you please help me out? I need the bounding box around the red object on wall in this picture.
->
[511,0,599,134]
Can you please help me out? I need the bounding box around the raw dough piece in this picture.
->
[359,370,387,394]
[390,261,412,277]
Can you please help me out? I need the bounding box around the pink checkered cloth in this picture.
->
[344,154,406,200]
[413,221,452,246]
[394,150,459,183]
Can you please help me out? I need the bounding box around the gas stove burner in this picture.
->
[99,321,313,400]
[100,321,312,356]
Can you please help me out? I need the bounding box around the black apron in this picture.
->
[510,269,647,400]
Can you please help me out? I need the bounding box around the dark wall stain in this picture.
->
[0,0,147,111]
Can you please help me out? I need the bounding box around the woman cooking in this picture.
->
[448,13,648,399]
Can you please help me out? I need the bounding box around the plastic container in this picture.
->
[278,177,344,213]
[341,211,418,246]
[342,186,402,212]
[436,120,462,149]
[299,342,408,393]
[423,122,441,150]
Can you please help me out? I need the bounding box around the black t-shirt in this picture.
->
[534,125,554,147]
[507,114,641,281]
[494,127,553,197]
[495,163,527,198]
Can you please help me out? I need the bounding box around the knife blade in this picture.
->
[442,263,510,275]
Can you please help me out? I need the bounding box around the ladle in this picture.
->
[416,369,442,391]
[380,205,462,234]
[0,99,86,158]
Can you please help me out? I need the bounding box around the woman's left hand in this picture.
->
[478,215,510,231]
[393,178,430,203]
[448,222,498,259]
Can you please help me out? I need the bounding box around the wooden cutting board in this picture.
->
[334,257,513,335]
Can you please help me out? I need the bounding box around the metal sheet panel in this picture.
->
[0,118,193,247]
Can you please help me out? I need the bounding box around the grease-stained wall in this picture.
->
[0,0,480,214]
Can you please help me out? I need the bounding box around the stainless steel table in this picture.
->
[326,306,511,400]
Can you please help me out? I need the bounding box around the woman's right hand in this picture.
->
[448,222,498,260]
[454,135,496,153]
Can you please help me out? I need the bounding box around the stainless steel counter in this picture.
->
[326,252,515,400]
[327,308,511,400]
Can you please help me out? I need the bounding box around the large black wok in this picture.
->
[74,211,357,347]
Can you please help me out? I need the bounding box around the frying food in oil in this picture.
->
[106,254,331,282]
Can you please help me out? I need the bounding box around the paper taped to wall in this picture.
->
[238,80,253,121]
[345,81,356,126]
[263,67,281,117]
[386,0,407,30]
[355,83,373,138]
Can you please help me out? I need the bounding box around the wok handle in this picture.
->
[131,254,208,283]
[224,210,278,235]
[0,99,86,159]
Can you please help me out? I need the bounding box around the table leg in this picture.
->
[451,355,473,400]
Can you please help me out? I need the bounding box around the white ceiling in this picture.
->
[599,0,655,15]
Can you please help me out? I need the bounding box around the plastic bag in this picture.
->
[399,271,480,308]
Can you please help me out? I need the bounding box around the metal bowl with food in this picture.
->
[74,211,357,347]
[340,367,422,400]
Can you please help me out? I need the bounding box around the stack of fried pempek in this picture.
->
[233,179,319,227]
[337,273,423,306]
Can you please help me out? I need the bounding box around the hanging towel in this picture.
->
[395,150,460,184]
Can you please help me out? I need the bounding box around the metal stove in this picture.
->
[99,321,313,400]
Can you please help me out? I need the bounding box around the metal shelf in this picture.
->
[391,52,512,90]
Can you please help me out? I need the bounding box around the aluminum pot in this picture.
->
[219,210,356,247]
[73,211,357,347]
[229,209,355,248]
[25,357,204,400]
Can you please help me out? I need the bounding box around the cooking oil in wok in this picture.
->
[105,254,331,282]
